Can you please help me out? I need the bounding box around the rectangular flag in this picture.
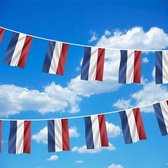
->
[3,32,33,69]
[119,108,146,144]
[155,50,168,84]
[8,120,31,154]
[153,100,168,136]
[81,47,105,81]
[0,120,2,153]
[42,41,69,75]
[48,119,70,152]
[84,114,109,149]
[0,28,5,43]
[119,50,141,83]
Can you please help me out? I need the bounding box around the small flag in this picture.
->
[42,41,69,75]
[153,100,168,136]
[0,120,2,153]
[3,32,33,68]
[84,115,109,149]
[119,108,146,144]
[155,50,168,84]
[0,28,5,43]
[81,47,105,81]
[48,119,70,152]
[8,120,31,154]
[119,50,141,83]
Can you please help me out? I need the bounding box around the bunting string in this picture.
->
[0,99,167,154]
[0,98,167,121]
[0,25,165,52]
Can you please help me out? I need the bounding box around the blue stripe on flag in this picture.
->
[48,120,55,152]
[119,50,127,83]
[153,103,167,136]
[3,32,19,65]
[81,47,91,80]
[84,116,94,149]
[155,51,163,84]
[119,111,133,144]
[42,41,55,73]
[8,121,17,154]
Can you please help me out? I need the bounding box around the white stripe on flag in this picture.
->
[88,47,98,80]
[162,51,168,83]
[10,33,26,66]
[49,42,63,74]
[16,120,24,154]
[125,109,139,143]
[54,119,63,152]
[160,101,168,133]
[126,50,134,83]
[91,115,101,149]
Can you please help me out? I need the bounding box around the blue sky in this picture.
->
[0,0,168,168]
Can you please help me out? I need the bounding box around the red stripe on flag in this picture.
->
[0,28,5,43]
[56,43,69,75]
[96,48,105,81]
[62,119,70,151]
[134,51,141,83]
[166,100,168,106]
[18,36,33,69]
[133,108,147,140]
[0,121,2,152]
[98,115,109,147]
[23,121,31,154]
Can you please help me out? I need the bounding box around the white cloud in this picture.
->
[75,160,84,164]
[113,99,131,109]
[106,122,121,138]
[72,143,115,154]
[69,127,80,138]
[89,32,98,42]
[113,82,168,112]
[47,155,59,161]
[132,82,168,112]
[72,145,99,154]
[0,83,81,117]
[104,30,111,36]
[69,76,120,97]
[97,27,168,50]
[142,57,149,63]
[32,126,79,144]
[32,127,48,144]
[107,164,123,168]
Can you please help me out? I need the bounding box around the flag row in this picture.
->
[0,100,168,154]
[0,27,168,84]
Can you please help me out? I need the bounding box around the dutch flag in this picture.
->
[119,50,141,83]
[0,28,5,44]
[155,50,168,84]
[119,108,146,144]
[84,115,109,149]
[8,120,31,154]
[48,119,70,152]
[153,100,168,136]
[3,32,33,69]
[42,41,69,75]
[81,47,105,81]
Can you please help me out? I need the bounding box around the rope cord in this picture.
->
[0,99,165,121]
[0,26,166,52]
